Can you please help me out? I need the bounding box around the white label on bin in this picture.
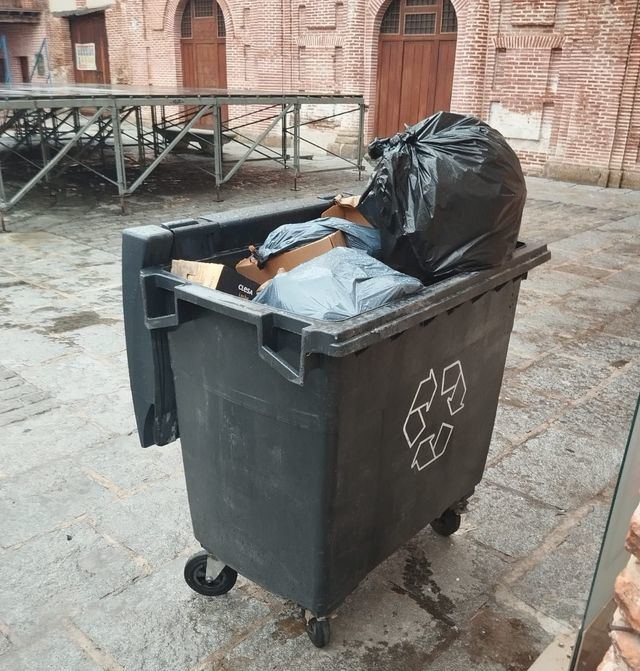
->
[403,360,466,472]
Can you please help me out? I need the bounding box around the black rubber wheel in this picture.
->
[430,509,461,537]
[306,618,330,648]
[184,551,237,597]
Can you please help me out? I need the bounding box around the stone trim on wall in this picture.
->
[493,33,565,50]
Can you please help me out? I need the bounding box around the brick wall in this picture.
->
[11,0,640,186]
[1,22,47,83]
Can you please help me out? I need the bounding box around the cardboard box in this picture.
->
[322,194,373,228]
[171,259,259,299]
[235,230,346,283]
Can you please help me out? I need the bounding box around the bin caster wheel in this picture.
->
[306,617,330,648]
[430,509,461,537]
[184,551,237,597]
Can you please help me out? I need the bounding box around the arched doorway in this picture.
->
[180,0,227,91]
[375,0,457,137]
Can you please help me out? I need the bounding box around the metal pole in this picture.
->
[213,104,223,202]
[111,105,128,213]
[98,114,106,169]
[37,109,50,184]
[150,105,160,156]
[51,108,60,151]
[135,106,145,167]
[72,107,82,148]
[357,102,365,181]
[281,103,288,170]
[292,102,301,191]
[0,163,7,232]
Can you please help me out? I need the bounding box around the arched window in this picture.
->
[181,0,226,39]
[380,0,457,36]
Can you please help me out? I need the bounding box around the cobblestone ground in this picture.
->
[0,159,639,671]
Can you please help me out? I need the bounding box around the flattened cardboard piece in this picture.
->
[321,194,373,228]
[171,259,259,300]
[235,230,346,283]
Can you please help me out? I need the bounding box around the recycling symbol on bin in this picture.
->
[403,361,467,472]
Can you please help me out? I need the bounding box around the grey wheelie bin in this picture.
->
[122,197,549,648]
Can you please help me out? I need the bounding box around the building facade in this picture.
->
[1,0,639,187]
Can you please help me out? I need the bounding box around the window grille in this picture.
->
[217,3,226,37]
[441,0,457,33]
[404,12,436,34]
[194,0,214,18]
[380,0,401,33]
[181,2,192,37]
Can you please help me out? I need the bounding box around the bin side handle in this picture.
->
[257,341,304,385]
[169,281,310,385]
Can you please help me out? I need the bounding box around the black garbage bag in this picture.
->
[359,112,527,282]
[254,217,381,266]
[253,247,423,320]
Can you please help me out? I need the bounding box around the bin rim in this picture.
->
[143,240,549,360]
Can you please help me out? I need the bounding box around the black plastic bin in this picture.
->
[122,197,549,647]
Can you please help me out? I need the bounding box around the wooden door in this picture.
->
[69,12,111,85]
[375,0,457,137]
[180,0,227,127]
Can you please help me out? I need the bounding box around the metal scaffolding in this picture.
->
[0,84,366,225]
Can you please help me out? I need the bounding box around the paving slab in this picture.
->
[424,604,552,671]
[553,375,640,448]
[0,522,143,640]
[0,457,114,548]
[465,482,563,559]
[75,387,138,435]
[555,261,615,280]
[0,634,11,658]
[0,282,82,331]
[0,627,101,671]
[524,268,595,297]
[59,321,126,358]
[0,408,107,477]
[510,305,596,357]
[549,230,625,257]
[579,248,637,272]
[78,434,175,493]
[506,352,613,403]
[0,327,72,367]
[486,428,514,464]
[89,475,194,569]
[17,351,128,404]
[603,268,640,292]
[559,332,640,367]
[486,427,624,511]
[512,502,609,625]
[495,385,566,442]
[603,305,640,340]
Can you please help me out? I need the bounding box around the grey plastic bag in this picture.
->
[253,247,423,320]
[255,217,381,265]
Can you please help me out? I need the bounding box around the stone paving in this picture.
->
[0,160,639,671]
